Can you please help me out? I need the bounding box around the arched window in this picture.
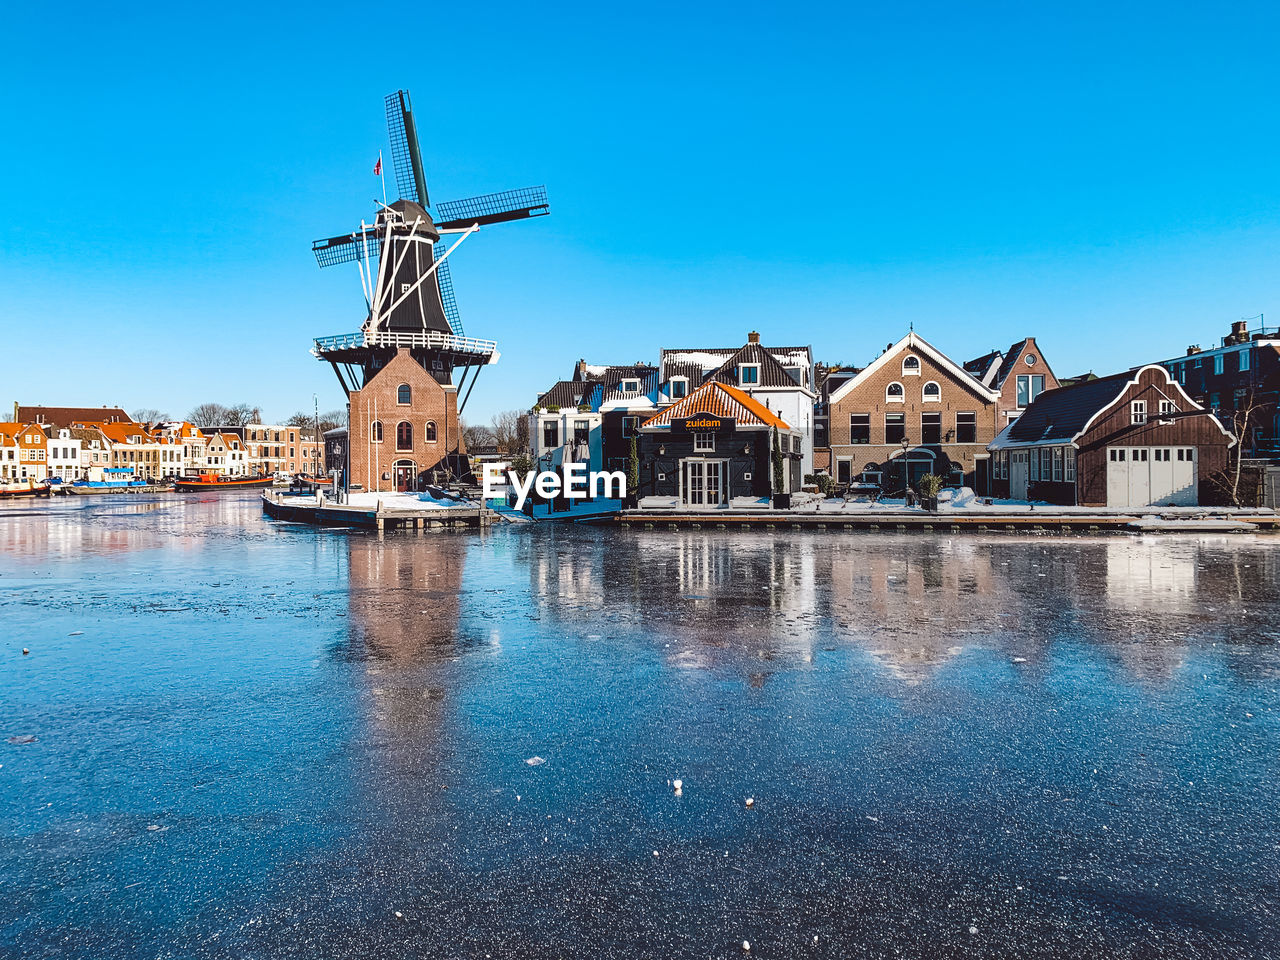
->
[370,420,383,442]
[425,420,438,443]
[397,383,411,405]
[886,382,905,402]
[396,421,413,451]
[922,381,941,402]
[902,355,921,376]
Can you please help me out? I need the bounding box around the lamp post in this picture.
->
[900,437,910,500]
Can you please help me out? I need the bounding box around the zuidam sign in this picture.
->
[674,416,735,433]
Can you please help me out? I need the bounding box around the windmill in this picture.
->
[311,89,549,416]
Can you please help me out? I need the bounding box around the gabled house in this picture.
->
[965,337,1059,426]
[659,332,815,478]
[988,364,1234,506]
[45,427,83,481]
[151,421,208,476]
[637,380,802,506]
[0,423,42,480]
[826,331,1002,493]
[203,431,249,477]
[70,425,114,481]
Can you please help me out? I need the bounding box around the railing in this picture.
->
[312,329,497,357]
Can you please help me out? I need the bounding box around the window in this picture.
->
[621,379,640,393]
[289,432,296,443]
[785,366,807,386]
[738,365,760,386]
[1052,447,1063,482]
[1177,365,1186,385]
[886,382,904,402]
[1239,350,1251,372]
[921,412,941,444]
[396,383,412,404]
[849,414,870,444]
[425,421,437,442]
[370,420,383,443]
[1131,400,1147,424]
[543,421,559,448]
[669,378,687,399]
[573,420,590,445]
[792,436,803,455]
[1030,449,1040,481]
[814,418,828,448]
[922,381,941,402]
[1159,400,1176,416]
[694,432,715,452]
[1015,374,1046,408]
[1209,393,1220,410]
[1065,447,1076,481]
[622,416,640,437]
[885,412,905,444]
[902,355,921,376]
[956,412,976,444]
[1213,355,1224,375]
[836,459,852,483]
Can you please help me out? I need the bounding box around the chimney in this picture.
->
[574,358,587,380]
[1229,320,1249,344]
[747,331,760,344]
[1186,345,1201,355]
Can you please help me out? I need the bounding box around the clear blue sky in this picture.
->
[2,1,1277,424]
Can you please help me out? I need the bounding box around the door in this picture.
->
[1106,447,1132,506]
[1127,447,1150,506]
[1171,448,1197,505]
[1010,451,1029,500]
[682,459,725,506]
[393,461,416,492]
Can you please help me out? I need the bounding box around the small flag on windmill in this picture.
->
[373,155,382,176]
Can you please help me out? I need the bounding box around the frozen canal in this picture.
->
[2,493,1279,959]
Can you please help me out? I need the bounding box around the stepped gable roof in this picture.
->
[15,405,132,428]
[702,342,811,391]
[641,381,792,430]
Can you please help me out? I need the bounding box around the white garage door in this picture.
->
[1106,447,1197,507]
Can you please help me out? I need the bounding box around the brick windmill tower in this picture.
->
[311,90,549,493]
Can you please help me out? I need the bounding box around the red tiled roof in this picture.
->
[641,382,792,430]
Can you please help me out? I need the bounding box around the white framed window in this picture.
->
[1213,355,1224,375]
[886,381,905,403]
[738,364,760,386]
[621,416,640,437]
[693,432,715,452]
[1239,350,1251,372]
[1159,399,1176,415]
[785,366,807,386]
[1065,447,1076,481]
[621,379,640,393]
[669,378,687,399]
[902,355,921,376]
[922,381,941,402]
[1131,400,1147,425]
[1052,446,1063,482]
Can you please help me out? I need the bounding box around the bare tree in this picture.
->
[188,402,230,427]
[462,420,497,450]
[318,409,346,433]
[490,409,525,453]
[1218,387,1263,506]
[223,404,262,427]
[286,411,314,427]
[132,407,169,424]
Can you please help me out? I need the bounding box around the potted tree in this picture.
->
[771,426,790,509]
[918,473,944,512]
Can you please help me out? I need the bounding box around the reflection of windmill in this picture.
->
[311,90,549,414]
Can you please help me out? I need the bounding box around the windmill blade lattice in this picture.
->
[313,232,383,268]
[434,186,549,231]
[385,91,429,206]
[433,245,463,336]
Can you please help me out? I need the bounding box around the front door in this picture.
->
[393,461,416,492]
[1010,451,1029,500]
[682,459,726,506]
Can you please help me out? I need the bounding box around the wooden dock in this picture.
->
[261,491,493,530]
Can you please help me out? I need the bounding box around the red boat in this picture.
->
[174,473,274,491]
[0,480,52,499]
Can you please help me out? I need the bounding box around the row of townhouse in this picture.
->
[8,405,324,481]
[528,320,1254,510]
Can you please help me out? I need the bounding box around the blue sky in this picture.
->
[1,1,1277,424]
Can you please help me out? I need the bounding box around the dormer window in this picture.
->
[902,355,921,376]
[922,381,941,402]
[621,379,640,393]
[669,378,688,399]
[886,382,905,402]
[785,366,806,386]
[738,364,760,385]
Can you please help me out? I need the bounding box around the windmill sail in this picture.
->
[385,90,429,207]
[434,186,549,231]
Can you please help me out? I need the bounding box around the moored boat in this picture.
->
[174,473,275,491]
[0,480,53,499]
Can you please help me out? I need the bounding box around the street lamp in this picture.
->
[900,437,910,499]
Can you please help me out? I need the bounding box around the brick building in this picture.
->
[826,331,1002,493]
[345,349,463,492]
[964,337,1060,427]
